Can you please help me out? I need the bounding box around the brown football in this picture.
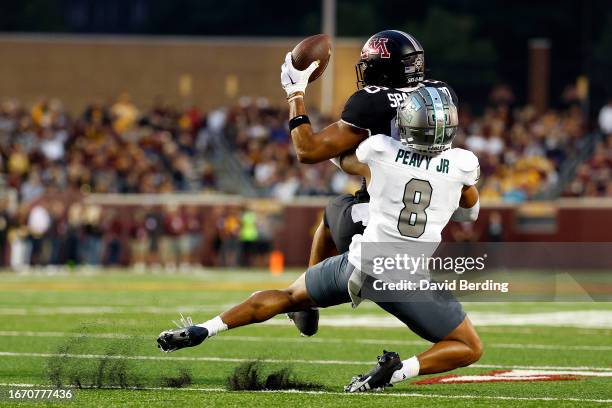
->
[291,34,332,83]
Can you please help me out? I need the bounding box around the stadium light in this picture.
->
[321,0,336,114]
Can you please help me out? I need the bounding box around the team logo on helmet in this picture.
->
[361,38,391,59]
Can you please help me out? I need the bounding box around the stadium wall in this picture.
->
[69,195,612,266]
[0,34,363,115]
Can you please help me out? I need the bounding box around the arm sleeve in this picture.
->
[355,138,372,163]
[457,150,480,186]
[451,199,480,221]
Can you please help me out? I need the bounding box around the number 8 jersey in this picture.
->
[347,134,479,269]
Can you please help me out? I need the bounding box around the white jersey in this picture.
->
[348,134,479,269]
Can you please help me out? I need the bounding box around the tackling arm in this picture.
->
[451,185,480,222]
[335,150,371,185]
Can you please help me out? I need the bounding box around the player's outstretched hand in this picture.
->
[280,52,319,97]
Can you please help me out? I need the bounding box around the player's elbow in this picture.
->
[295,149,319,164]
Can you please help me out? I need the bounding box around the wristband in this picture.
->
[289,115,311,131]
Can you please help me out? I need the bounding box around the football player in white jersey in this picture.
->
[157,87,483,393]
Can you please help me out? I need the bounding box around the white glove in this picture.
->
[280,52,319,97]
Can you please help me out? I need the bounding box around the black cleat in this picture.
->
[287,308,319,337]
[157,315,208,353]
[344,350,402,392]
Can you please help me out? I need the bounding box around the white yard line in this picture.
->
[0,306,610,328]
[0,330,609,352]
[0,330,611,352]
[299,311,612,329]
[0,307,610,329]
[0,305,228,315]
[1,351,611,372]
[0,382,610,404]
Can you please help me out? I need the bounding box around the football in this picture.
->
[291,33,332,83]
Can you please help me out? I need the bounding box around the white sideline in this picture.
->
[0,351,611,372]
[0,308,611,329]
[0,330,611,352]
[0,305,227,315]
[298,311,612,329]
[0,382,610,404]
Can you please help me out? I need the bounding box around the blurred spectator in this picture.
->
[217,208,241,267]
[184,206,203,266]
[564,133,612,197]
[47,201,66,265]
[27,204,51,265]
[64,204,82,265]
[9,216,28,270]
[239,207,258,266]
[129,209,148,269]
[162,205,187,268]
[102,208,123,266]
[111,93,139,134]
[0,199,10,267]
[144,208,164,266]
[81,205,103,265]
[20,168,44,203]
[253,209,274,267]
[487,211,504,242]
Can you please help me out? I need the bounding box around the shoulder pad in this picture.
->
[369,134,389,152]
[341,88,389,133]
[449,148,479,172]
[421,79,458,104]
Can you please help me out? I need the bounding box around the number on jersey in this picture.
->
[397,178,432,238]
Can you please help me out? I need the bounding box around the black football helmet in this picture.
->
[356,30,425,89]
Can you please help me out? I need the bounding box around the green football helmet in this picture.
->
[396,86,458,153]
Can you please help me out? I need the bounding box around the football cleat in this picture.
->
[157,314,208,353]
[344,350,402,393]
[286,308,319,337]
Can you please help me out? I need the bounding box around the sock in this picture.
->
[196,316,228,337]
[390,356,420,384]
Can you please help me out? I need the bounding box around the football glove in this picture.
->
[280,52,319,97]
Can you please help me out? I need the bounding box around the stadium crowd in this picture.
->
[0,94,217,199]
[0,86,606,268]
[0,197,275,269]
[0,88,594,205]
[225,86,590,202]
[563,99,612,197]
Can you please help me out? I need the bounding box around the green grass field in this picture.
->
[0,269,610,407]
